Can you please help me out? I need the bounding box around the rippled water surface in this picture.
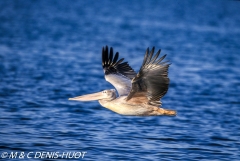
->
[0,0,240,160]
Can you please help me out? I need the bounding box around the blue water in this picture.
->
[0,0,240,160]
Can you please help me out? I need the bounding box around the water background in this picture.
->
[0,0,240,160]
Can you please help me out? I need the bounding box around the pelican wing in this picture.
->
[126,47,170,106]
[102,46,136,96]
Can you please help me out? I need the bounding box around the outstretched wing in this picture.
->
[102,46,136,96]
[126,47,170,106]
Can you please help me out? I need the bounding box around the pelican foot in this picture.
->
[157,108,177,116]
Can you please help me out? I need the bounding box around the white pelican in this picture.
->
[69,46,176,116]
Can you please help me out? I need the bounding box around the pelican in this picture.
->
[69,46,176,116]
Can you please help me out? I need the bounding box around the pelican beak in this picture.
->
[68,91,106,101]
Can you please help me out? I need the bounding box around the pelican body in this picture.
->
[69,46,176,116]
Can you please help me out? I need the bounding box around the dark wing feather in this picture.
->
[126,47,170,106]
[102,46,136,96]
[102,46,136,79]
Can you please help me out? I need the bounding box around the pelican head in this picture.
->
[69,89,116,102]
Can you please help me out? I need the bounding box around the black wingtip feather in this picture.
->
[109,47,113,65]
[102,45,109,67]
[141,47,149,68]
[102,46,136,79]
[112,52,119,65]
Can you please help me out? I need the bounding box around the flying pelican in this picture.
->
[69,46,176,116]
